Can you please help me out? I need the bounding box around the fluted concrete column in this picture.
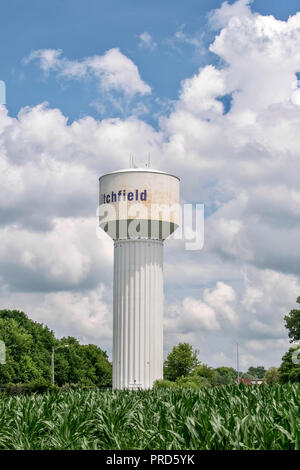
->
[113,239,163,389]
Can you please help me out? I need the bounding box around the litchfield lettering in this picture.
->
[102,189,147,204]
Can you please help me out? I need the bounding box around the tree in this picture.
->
[278,296,300,383]
[0,310,112,389]
[53,340,112,387]
[192,364,217,386]
[284,296,300,342]
[241,372,255,379]
[164,343,199,381]
[176,375,211,389]
[279,346,300,383]
[214,367,237,385]
[264,367,280,385]
[246,366,266,379]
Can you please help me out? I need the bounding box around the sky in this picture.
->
[1,0,300,371]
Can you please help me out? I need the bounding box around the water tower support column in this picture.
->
[113,239,163,389]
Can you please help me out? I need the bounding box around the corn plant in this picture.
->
[0,383,299,450]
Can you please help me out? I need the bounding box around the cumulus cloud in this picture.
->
[182,297,221,331]
[0,103,161,230]
[162,3,300,283]
[25,48,151,97]
[178,65,226,118]
[209,0,253,29]
[0,218,113,292]
[0,285,113,351]
[2,1,300,368]
[32,285,113,343]
[164,281,238,341]
[203,282,238,325]
[174,0,300,363]
[24,49,63,73]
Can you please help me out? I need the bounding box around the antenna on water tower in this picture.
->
[146,153,151,168]
[129,153,138,168]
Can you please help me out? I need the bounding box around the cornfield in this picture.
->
[0,383,299,450]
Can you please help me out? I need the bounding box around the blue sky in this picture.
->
[1,0,300,371]
[2,0,300,123]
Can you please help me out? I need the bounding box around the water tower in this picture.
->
[99,167,180,389]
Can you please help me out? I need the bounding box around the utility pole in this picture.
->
[237,343,240,384]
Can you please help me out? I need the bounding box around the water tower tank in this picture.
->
[99,168,180,389]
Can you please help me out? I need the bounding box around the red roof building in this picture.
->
[237,378,264,385]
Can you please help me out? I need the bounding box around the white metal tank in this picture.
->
[99,168,180,389]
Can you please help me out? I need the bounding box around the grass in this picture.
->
[0,383,299,450]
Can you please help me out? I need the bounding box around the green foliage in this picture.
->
[284,296,300,343]
[163,343,199,381]
[53,338,112,387]
[246,366,266,379]
[214,367,237,385]
[153,379,177,389]
[192,364,217,386]
[279,346,300,383]
[241,372,255,379]
[0,310,53,385]
[0,384,299,450]
[0,310,112,388]
[264,367,280,385]
[2,379,59,394]
[176,375,211,389]
[280,296,300,383]
[154,376,211,390]
[175,377,199,389]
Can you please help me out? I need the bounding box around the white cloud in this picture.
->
[211,351,232,366]
[161,4,300,285]
[242,269,300,313]
[164,281,238,338]
[209,0,253,29]
[170,25,205,53]
[182,296,221,330]
[178,65,226,118]
[203,282,238,325]
[138,32,157,50]
[0,103,161,226]
[0,285,113,350]
[209,11,300,114]
[239,352,259,369]
[24,49,63,72]
[2,1,300,369]
[25,48,151,97]
[34,285,112,342]
[0,217,113,292]
[245,338,287,352]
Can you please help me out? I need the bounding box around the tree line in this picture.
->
[0,309,112,392]
[156,295,300,388]
[156,342,278,389]
[0,294,299,392]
